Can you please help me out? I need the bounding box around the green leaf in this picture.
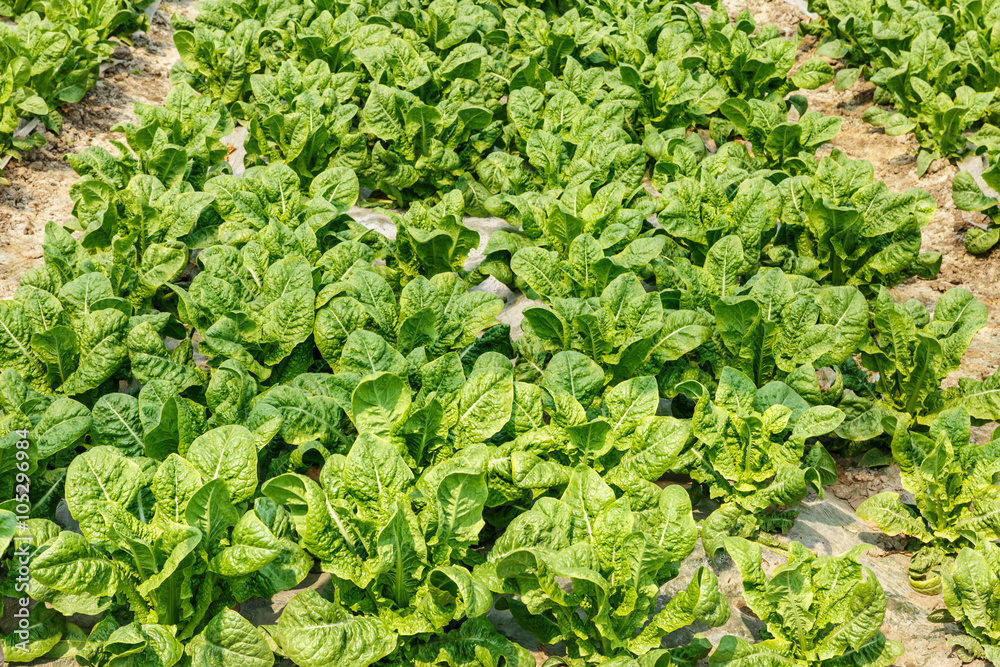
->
[186,479,239,553]
[450,369,514,446]
[834,68,861,91]
[815,572,887,660]
[705,236,746,297]
[30,325,78,390]
[511,247,569,300]
[30,530,117,598]
[965,226,1000,254]
[35,397,91,459]
[430,470,487,562]
[943,370,1000,420]
[90,393,144,455]
[410,617,534,667]
[373,500,423,609]
[883,113,916,136]
[343,433,413,506]
[709,636,795,667]
[66,446,143,542]
[792,58,835,89]
[152,454,204,523]
[543,351,604,407]
[185,426,258,503]
[953,171,997,212]
[60,309,129,395]
[274,590,396,667]
[856,492,932,542]
[0,300,44,383]
[186,609,273,667]
[351,372,411,438]
[340,331,409,378]
[0,605,65,661]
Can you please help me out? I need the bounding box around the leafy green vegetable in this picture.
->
[953,166,1000,255]
[857,409,1000,593]
[719,98,841,173]
[933,540,1000,663]
[806,0,1000,189]
[714,537,904,667]
[480,467,729,665]
[2,0,984,661]
[684,367,840,550]
[262,409,526,664]
[859,287,994,421]
[28,436,310,631]
[167,0,832,207]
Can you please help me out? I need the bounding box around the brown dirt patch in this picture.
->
[0,1,188,299]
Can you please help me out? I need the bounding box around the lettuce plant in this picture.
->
[261,428,526,664]
[857,409,1000,593]
[115,82,234,184]
[316,272,506,375]
[701,270,868,388]
[651,157,784,272]
[0,603,68,662]
[0,604,274,666]
[0,426,309,663]
[516,273,712,384]
[0,225,198,398]
[952,165,1000,255]
[36,0,149,41]
[484,181,662,294]
[719,98,842,173]
[859,29,995,172]
[651,147,940,292]
[170,18,260,105]
[387,190,482,281]
[361,81,501,204]
[713,537,904,667]
[479,467,730,666]
[506,217,665,304]
[241,59,367,186]
[490,374,699,505]
[34,428,309,620]
[802,0,917,75]
[770,285,1000,459]
[768,150,941,288]
[76,608,273,667]
[858,286,996,422]
[696,10,834,102]
[166,0,837,209]
[933,540,1000,663]
[806,0,1000,179]
[0,9,129,169]
[485,84,647,198]
[685,368,840,549]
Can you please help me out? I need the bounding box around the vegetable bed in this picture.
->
[0,0,999,665]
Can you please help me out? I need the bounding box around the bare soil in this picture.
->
[0,1,189,299]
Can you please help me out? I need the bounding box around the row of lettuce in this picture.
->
[1,0,1000,665]
[0,0,152,183]
[805,0,1000,256]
